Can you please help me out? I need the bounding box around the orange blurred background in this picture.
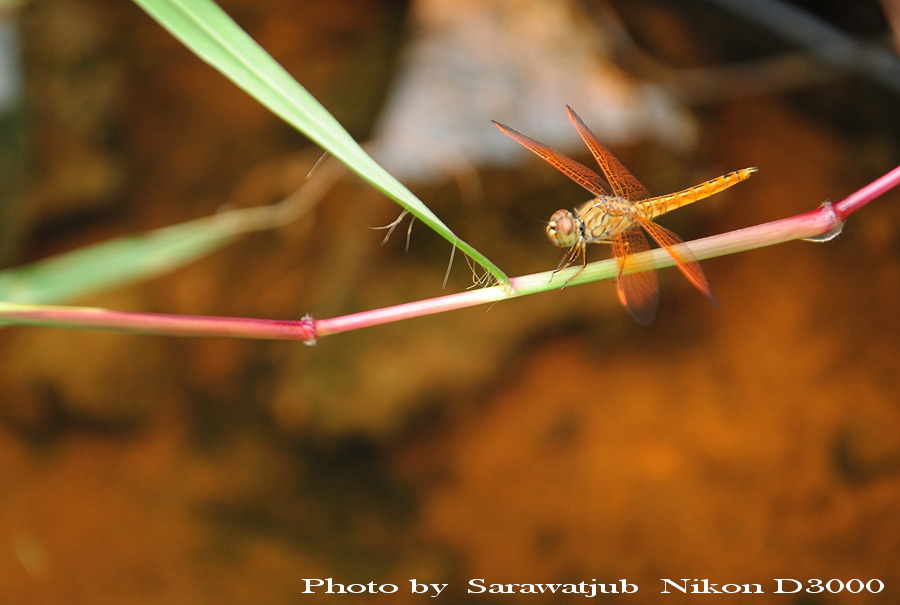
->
[0,0,898,602]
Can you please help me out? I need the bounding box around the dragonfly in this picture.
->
[493,106,757,325]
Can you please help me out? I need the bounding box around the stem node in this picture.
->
[802,201,844,242]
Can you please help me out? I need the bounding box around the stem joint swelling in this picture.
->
[301,314,318,346]
[802,201,844,243]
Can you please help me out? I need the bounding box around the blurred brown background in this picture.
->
[0,0,898,602]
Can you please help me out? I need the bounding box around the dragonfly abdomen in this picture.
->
[637,167,757,219]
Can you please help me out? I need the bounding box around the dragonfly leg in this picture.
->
[550,244,587,288]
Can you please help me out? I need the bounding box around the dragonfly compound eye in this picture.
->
[546,209,579,247]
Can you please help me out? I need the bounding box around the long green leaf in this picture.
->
[0,207,273,305]
[130,0,508,284]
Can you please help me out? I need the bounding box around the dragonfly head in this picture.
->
[546,209,582,248]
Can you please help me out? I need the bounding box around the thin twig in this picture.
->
[700,0,900,95]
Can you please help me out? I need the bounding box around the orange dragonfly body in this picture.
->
[493,106,757,325]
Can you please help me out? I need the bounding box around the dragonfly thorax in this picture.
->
[546,209,584,248]
[578,197,639,242]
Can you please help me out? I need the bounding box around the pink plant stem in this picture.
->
[1,165,897,341]
[833,164,900,220]
[0,304,317,342]
[314,204,837,337]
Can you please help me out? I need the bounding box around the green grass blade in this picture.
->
[0,208,268,305]
[130,0,508,284]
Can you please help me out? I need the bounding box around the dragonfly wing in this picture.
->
[566,106,650,201]
[492,121,609,197]
[612,230,658,326]
[633,214,716,304]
